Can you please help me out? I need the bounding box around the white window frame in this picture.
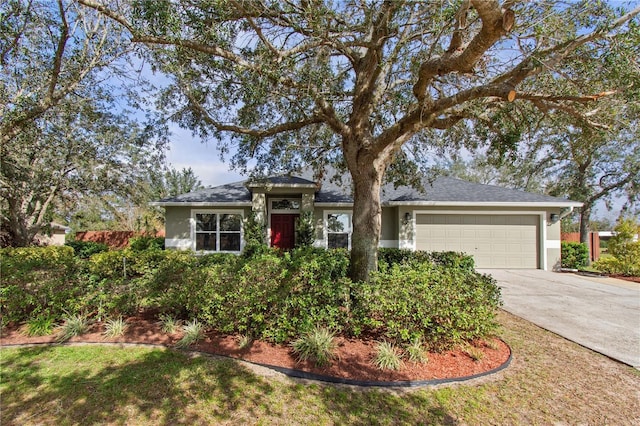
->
[324,210,352,249]
[191,209,244,253]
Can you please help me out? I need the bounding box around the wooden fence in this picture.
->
[561,232,600,262]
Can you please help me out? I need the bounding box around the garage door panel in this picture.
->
[416,214,539,268]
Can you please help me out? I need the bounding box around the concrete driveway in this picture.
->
[479,269,640,368]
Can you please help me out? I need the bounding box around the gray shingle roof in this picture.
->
[154,174,580,206]
[156,180,252,204]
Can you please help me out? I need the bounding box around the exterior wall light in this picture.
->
[550,213,559,222]
[404,212,411,224]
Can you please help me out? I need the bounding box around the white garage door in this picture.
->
[415,214,539,268]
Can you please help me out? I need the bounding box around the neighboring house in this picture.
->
[35,222,70,246]
[152,174,582,270]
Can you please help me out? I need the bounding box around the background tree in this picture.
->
[81,0,639,281]
[0,0,166,246]
[458,20,640,244]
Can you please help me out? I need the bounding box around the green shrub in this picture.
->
[129,236,164,251]
[295,211,315,248]
[65,241,109,258]
[406,337,428,364]
[594,219,640,276]
[353,262,501,350]
[0,246,82,323]
[378,248,474,272]
[158,313,182,334]
[561,242,589,269]
[291,327,337,367]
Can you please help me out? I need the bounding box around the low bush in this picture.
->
[561,242,589,269]
[129,236,165,251]
[594,219,640,276]
[378,248,474,271]
[65,240,109,258]
[3,245,501,350]
[353,262,501,350]
[0,246,82,323]
[103,317,128,338]
[175,319,205,349]
[56,314,89,342]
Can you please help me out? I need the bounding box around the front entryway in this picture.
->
[270,214,298,249]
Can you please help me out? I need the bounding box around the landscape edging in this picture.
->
[0,340,512,388]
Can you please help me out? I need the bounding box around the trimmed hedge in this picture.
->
[561,242,589,269]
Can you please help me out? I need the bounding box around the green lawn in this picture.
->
[2,312,639,425]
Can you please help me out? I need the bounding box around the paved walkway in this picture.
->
[479,269,640,368]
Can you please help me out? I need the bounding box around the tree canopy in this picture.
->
[0,0,166,246]
[79,0,639,281]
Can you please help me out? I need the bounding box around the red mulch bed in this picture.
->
[0,315,510,384]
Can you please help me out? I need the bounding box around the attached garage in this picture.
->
[415,213,539,268]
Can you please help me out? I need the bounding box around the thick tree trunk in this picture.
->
[349,162,385,283]
[579,205,591,265]
[579,206,591,244]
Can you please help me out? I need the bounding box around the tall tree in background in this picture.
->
[0,0,166,246]
[461,17,640,243]
[81,0,639,281]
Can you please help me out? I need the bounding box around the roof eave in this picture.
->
[384,200,583,208]
[150,201,253,207]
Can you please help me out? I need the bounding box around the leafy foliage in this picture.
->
[103,317,128,338]
[594,219,640,276]
[23,315,56,337]
[175,320,205,349]
[561,242,589,269]
[2,246,501,349]
[354,262,501,350]
[295,211,315,248]
[373,342,403,371]
[56,314,90,343]
[291,327,337,367]
[1,0,167,247]
[129,236,165,251]
[65,241,109,259]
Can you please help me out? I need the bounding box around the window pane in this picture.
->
[220,214,241,231]
[272,199,300,210]
[328,233,349,249]
[196,233,216,250]
[196,214,217,231]
[220,233,241,251]
[327,214,349,233]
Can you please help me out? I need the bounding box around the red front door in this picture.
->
[270,214,298,249]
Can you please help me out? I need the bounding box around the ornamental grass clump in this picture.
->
[373,341,403,371]
[291,327,337,367]
[56,314,89,342]
[158,313,181,334]
[175,319,205,349]
[23,315,56,336]
[406,337,429,364]
[103,317,128,338]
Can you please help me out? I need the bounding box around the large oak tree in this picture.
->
[80,0,639,281]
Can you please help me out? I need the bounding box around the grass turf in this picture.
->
[2,311,639,425]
